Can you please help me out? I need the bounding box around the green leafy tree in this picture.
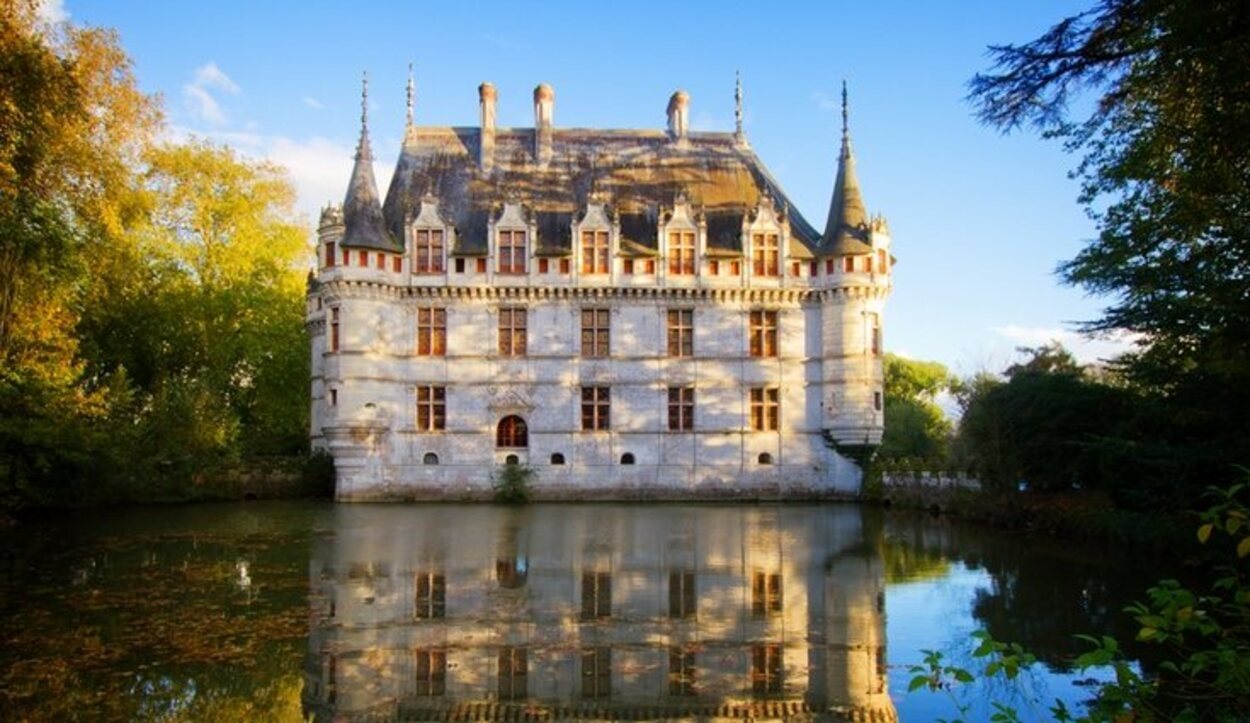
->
[880,354,954,462]
[969,0,1250,493]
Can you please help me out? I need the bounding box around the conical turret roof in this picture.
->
[342,74,400,252]
[821,83,872,256]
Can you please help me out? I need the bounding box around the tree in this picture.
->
[880,354,954,461]
[969,0,1250,493]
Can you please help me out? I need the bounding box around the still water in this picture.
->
[0,502,1160,722]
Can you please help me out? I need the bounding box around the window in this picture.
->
[623,258,634,275]
[878,249,888,273]
[809,261,818,276]
[581,571,611,619]
[580,308,610,358]
[497,557,528,589]
[455,258,465,273]
[414,229,444,273]
[499,308,527,357]
[330,308,340,352]
[865,254,874,273]
[342,246,351,266]
[752,571,782,616]
[505,454,519,465]
[669,647,696,696]
[790,261,800,276]
[758,452,773,465]
[358,250,368,266]
[416,386,446,431]
[668,386,694,431]
[751,644,783,696]
[668,230,695,275]
[667,309,693,357]
[476,257,487,273]
[844,256,854,272]
[376,252,385,270]
[581,647,611,698]
[749,311,779,358]
[329,389,337,406]
[497,416,528,448]
[560,258,571,274]
[415,571,445,618]
[497,229,527,274]
[669,569,695,618]
[826,258,834,274]
[414,649,446,696]
[392,255,402,273]
[550,453,565,465]
[709,259,720,275]
[498,647,528,701]
[581,386,610,431]
[538,258,549,273]
[325,241,336,267]
[752,233,779,276]
[416,307,446,356]
[750,387,780,431]
[869,313,882,355]
[423,452,439,465]
[582,230,610,274]
[731,260,741,276]
[620,453,635,465]
[645,259,656,274]
[874,390,883,411]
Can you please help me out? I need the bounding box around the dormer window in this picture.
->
[498,230,527,274]
[414,229,445,274]
[751,233,779,276]
[668,231,695,275]
[581,230,609,274]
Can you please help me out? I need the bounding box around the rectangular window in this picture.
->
[342,247,351,266]
[731,260,741,276]
[455,258,465,273]
[582,230,610,274]
[325,241,336,267]
[416,307,446,356]
[498,647,528,701]
[865,255,874,273]
[749,310,779,358]
[358,250,368,266]
[669,569,695,618]
[752,571,783,616]
[668,231,695,275]
[623,259,634,275]
[581,647,611,699]
[709,259,720,275]
[498,229,527,274]
[476,257,487,274]
[869,313,881,355]
[878,249,888,273]
[416,386,446,431]
[751,644,783,696]
[580,308,610,358]
[669,646,696,696]
[538,258,549,274]
[560,258,571,274]
[668,387,694,432]
[752,233,779,276]
[581,386,610,431]
[414,649,446,697]
[749,387,780,431]
[844,256,855,273]
[667,309,693,357]
[330,308,340,352]
[498,307,527,357]
[809,261,818,276]
[376,252,385,270]
[875,390,883,411]
[645,259,656,274]
[790,261,800,277]
[414,571,445,618]
[414,229,445,273]
[581,571,611,619]
[393,255,402,273]
[329,389,337,406]
[827,258,834,274]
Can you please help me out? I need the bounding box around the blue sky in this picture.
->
[55,0,1134,373]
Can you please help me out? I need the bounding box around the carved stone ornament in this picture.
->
[487,386,536,412]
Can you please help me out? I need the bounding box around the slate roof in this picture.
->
[380,127,835,258]
[340,127,402,252]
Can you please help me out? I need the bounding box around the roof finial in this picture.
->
[841,79,849,144]
[405,63,415,127]
[734,70,744,140]
[360,70,369,132]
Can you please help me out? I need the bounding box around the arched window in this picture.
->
[550,453,565,465]
[505,454,519,466]
[497,415,528,448]
[758,452,773,465]
[620,453,636,465]
[423,452,439,465]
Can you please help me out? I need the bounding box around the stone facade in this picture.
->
[307,78,893,500]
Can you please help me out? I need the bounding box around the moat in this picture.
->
[0,502,1162,722]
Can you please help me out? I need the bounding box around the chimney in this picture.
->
[534,83,554,165]
[479,82,496,172]
[667,90,689,142]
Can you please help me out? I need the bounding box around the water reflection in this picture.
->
[302,505,897,722]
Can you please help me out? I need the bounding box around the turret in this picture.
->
[340,72,399,253]
[821,82,872,257]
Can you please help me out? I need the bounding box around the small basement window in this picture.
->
[551,453,565,465]
[758,453,773,465]
[505,454,520,466]
[620,453,635,465]
[423,453,439,465]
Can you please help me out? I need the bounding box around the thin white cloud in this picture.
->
[810,91,839,113]
[36,0,68,23]
[182,62,240,126]
[991,324,1143,364]
[303,96,327,110]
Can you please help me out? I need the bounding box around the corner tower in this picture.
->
[819,83,893,465]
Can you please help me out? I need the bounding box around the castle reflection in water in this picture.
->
[303,505,897,722]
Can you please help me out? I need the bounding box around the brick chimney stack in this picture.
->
[479,82,496,173]
[534,83,554,165]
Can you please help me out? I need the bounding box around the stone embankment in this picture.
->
[878,472,981,512]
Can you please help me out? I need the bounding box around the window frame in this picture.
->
[497,229,527,274]
[668,386,694,431]
[415,307,446,357]
[667,230,696,275]
[413,228,445,274]
[415,385,446,431]
[752,232,780,276]
[749,387,780,431]
[580,308,610,358]
[498,307,527,357]
[749,310,779,358]
[581,229,610,275]
[667,309,693,357]
[581,386,611,431]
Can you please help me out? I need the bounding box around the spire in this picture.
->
[405,62,415,127]
[821,80,872,255]
[734,71,745,145]
[342,71,398,251]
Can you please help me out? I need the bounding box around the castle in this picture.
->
[307,74,893,500]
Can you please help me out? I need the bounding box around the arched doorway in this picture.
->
[497,415,528,448]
